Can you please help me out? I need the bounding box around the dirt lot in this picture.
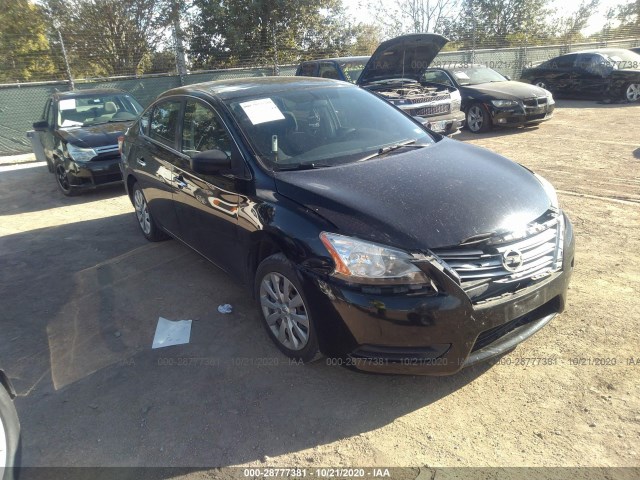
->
[0,99,639,476]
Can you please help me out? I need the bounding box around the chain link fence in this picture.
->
[1,38,638,156]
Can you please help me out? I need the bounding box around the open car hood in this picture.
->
[357,33,449,85]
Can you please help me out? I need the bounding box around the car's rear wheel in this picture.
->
[0,384,20,480]
[255,253,320,362]
[466,103,492,133]
[55,164,78,196]
[624,83,640,102]
[132,183,168,242]
[533,79,549,90]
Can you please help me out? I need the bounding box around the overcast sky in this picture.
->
[345,0,632,36]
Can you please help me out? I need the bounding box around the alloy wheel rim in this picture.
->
[56,165,70,191]
[468,106,483,132]
[626,83,640,102]
[0,411,7,470]
[260,272,309,351]
[133,190,151,235]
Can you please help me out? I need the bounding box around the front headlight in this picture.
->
[67,143,96,162]
[546,91,555,105]
[319,232,429,285]
[491,99,519,107]
[534,173,559,209]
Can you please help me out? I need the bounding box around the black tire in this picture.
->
[54,163,79,196]
[623,82,640,102]
[131,182,169,242]
[466,103,492,133]
[0,385,20,480]
[254,253,320,362]
[533,78,549,91]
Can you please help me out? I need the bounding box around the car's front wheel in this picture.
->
[55,164,78,196]
[132,183,168,242]
[624,82,640,102]
[0,384,20,480]
[533,79,549,90]
[255,253,320,362]
[466,103,492,133]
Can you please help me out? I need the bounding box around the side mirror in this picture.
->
[33,120,49,131]
[190,149,232,175]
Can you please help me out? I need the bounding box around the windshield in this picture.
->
[57,93,143,128]
[340,61,368,83]
[601,50,640,70]
[449,66,507,86]
[225,85,434,170]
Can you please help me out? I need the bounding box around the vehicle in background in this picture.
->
[30,88,143,196]
[629,47,640,55]
[296,34,466,136]
[0,368,19,480]
[520,49,640,102]
[422,64,555,133]
[120,77,574,375]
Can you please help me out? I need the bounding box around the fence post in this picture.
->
[172,1,188,85]
[54,21,74,90]
[272,24,280,76]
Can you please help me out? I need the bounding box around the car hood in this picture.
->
[357,33,448,85]
[274,139,551,251]
[57,121,131,148]
[463,81,550,99]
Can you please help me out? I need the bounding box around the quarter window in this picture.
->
[149,100,181,149]
[182,100,232,158]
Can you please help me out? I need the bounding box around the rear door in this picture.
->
[172,97,244,273]
[133,98,183,235]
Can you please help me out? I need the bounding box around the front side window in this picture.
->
[341,61,368,83]
[318,63,341,80]
[182,100,232,158]
[149,100,181,149]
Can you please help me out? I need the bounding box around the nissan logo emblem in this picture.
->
[502,249,524,272]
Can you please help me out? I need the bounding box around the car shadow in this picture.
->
[1,210,496,469]
[634,148,640,160]
[0,162,127,216]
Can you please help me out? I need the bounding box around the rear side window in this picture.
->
[149,100,181,149]
[547,54,578,69]
[298,62,317,76]
[318,63,341,79]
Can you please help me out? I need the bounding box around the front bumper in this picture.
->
[415,110,466,135]
[65,157,123,190]
[491,103,555,127]
[302,216,575,375]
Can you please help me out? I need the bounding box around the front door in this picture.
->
[173,98,245,274]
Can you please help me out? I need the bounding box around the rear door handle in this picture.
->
[174,176,188,189]
[136,157,146,167]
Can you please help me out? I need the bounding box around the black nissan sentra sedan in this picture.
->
[120,77,575,375]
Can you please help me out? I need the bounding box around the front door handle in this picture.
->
[136,157,146,167]
[174,176,188,189]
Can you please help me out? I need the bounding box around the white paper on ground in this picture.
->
[239,98,285,125]
[152,317,192,349]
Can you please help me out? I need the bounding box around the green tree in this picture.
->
[188,0,362,69]
[554,0,600,46]
[370,0,460,38]
[0,0,57,82]
[44,0,172,77]
[454,0,553,48]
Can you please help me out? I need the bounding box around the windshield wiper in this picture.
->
[274,162,333,171]
[357,139,426,162]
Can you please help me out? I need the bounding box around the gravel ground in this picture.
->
[0,99,638,478]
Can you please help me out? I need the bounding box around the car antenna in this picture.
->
[271,135,278,163]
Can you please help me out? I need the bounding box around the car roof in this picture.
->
[558,48,630,56]
[300,56,371,64]
[52,88,128,101]
[157,76,352,101]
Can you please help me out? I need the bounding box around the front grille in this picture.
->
[411,103,450,116]
[523,97,547,107]
[406,93,450,104]
[433,211,564,300]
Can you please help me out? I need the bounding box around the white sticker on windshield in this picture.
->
[239,98,285,125]
[59,99,77,111]
[453,71,470,80]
